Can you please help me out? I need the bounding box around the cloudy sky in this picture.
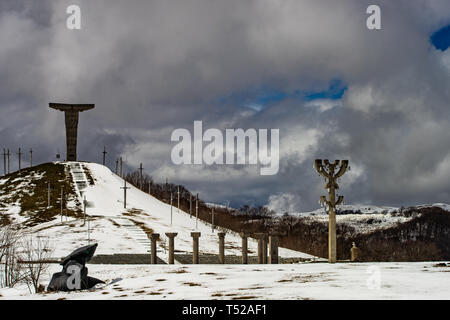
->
[1,0,450,212]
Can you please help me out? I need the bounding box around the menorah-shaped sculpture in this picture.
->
[314,159,349,263]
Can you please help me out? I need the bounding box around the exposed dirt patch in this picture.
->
[183,282,201,287]
[108,219,121,228]
[433,263,450,268]
[211,293,223,297]
[278,274,325,283]
[277,279,293,283]
[134,290,146,294]
[82,165,95,185]
[169,268,188,274]
[231,296,258,300]
[239,286,265,290]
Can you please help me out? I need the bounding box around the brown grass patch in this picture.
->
[231,296,258,300]
[277,279,293,283]
[169,268,188,274]
[134,290,146,294]
[108,219,121,228]
[183,282,201,287]
[211,293,223,297]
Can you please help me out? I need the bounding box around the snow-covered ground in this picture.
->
[1,162,449,300]
[1,262,449,300]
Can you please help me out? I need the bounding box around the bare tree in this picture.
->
[19,235,53,293]
[0,226,22,288]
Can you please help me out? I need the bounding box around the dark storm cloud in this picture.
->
[1,0,450,211]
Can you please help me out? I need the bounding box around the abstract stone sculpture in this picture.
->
[47,243,104,292]
[49,103,95,161]
[314,159,349,263]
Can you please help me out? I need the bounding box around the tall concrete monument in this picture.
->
[314,159,349,263]
[49,103,95,161]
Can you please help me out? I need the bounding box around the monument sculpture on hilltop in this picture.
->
[49,103,95,161]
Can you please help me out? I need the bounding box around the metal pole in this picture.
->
[30,148,33,168]
[83,195,86,225]
[177,186,180,210]
[170,193,173,227]
[139,163,143,190]
[102,146,107,166]
[189,194,192,218]
[7,149,10,174]
[119,157,123,177]
[17,148,22,171]
[211,207,215,232]
[195,193,199,229]
[2,149,5,176]
[47,182,51,208]
[60,187,63,222]
[115,159,118,174]
[120,180,130,209]
[88,216,90,245]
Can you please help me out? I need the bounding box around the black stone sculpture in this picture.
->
[47,243,104,292]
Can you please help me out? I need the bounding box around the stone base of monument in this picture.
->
[47,243,104,292]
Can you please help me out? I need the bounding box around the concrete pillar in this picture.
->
[262,235,268,264]
[329,207,337,263]
[165,232,178,264]
[269,235,279,264]
[240,233,248,264]
[218,232,226,264]
[150,233,160,264]
[191,232,201,264]
[256,234,264,264]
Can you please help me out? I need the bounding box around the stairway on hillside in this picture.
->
[110,216,178,264]
[67,162,89,198]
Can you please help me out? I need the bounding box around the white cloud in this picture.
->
[266,193,301,214]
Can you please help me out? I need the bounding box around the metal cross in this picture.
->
[120,179,130,209]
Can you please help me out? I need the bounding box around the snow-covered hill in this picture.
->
[277,203,450,234]
[1,162,314,261]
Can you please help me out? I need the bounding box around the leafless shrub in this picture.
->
[0,226,22,288]
[19,235,54,293]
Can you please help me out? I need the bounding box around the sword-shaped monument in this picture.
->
[49,103,95,161]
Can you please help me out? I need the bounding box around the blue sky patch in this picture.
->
[217,79,347,111]
[302,79,347,101]
[431,25,450,51]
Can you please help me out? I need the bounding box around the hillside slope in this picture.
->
[0,162,313,261]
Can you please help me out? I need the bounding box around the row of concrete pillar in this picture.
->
[149,232,280,265]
